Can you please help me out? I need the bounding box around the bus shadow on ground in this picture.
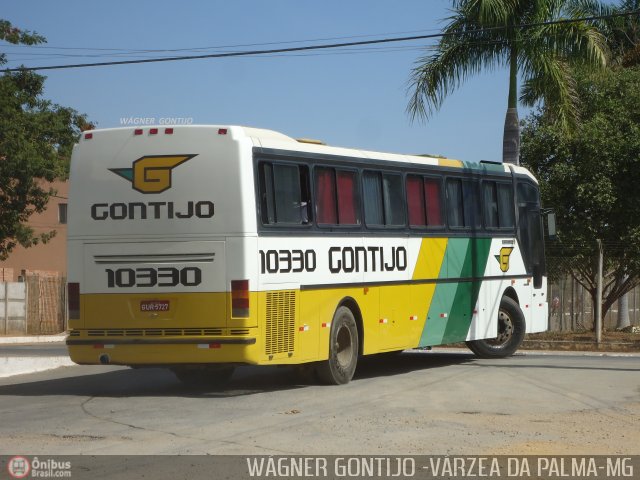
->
[353,350,475,381]
[0,351,474,399]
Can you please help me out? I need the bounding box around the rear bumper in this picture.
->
[66,331,260,366]
[66,337,256,346]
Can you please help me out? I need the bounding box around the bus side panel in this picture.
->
[419,238,492,346]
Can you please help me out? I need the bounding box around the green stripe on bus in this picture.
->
[419,238,492,346]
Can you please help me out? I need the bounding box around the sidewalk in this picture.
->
[0,333,74,378]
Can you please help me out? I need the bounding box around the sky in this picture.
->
[2,0,518,162]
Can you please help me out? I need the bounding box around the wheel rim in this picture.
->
[335,324,354,368]
[486,309,514,347]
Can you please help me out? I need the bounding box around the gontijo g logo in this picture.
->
[109,154,197,193]
[495,247,514,273]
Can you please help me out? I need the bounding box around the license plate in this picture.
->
[140,300,170,312]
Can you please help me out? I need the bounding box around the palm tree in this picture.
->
[580,0,639,67]
[408,0,608,164]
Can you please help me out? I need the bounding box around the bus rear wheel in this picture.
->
[466,296,525,358]
[171,365,235,389]
[316,306,359,385]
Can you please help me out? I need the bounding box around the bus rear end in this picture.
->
[66,126,259,373]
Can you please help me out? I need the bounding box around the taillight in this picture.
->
[68,282,80,320]
[231,280,249,318]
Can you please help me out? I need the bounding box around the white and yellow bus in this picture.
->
[66,125,549,385]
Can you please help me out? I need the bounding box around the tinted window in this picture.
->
[407,176,426,226]
[497,183,515,228]
[407,176,443,228]
[336,170,360,225]
[259,162,310,225]
[446,179,464,227]
[363,171,384,226]
[383,173,405,226]
[315,167,360,226]
[483,182,499,228]
[363,171,405,227]
[424,178,443,226]
[315,167,337,224]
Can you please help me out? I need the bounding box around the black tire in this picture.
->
[466,296,526,358]
[316,306,359,385]
[171,365,235,389]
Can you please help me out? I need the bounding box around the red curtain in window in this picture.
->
[316,169,337,224]
[336,171,358,224]
[406,176,426,226]
[424,179,442,226]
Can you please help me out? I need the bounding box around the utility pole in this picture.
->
[596,239,603,345]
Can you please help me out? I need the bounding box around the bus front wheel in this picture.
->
[466,296,526,358]
[316,306,359,385]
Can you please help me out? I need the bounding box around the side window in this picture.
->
[259,162,311,226]
[446,178,464,228]
[336,170,360,225]
[463,180,481,228]
[407,176,443,228]
[315,167,337,224]
[484,181,515,229]
[424,178,443,227]
[483,182,499,228]
[383,173,405,226]
[363,170,405,227]
[315,167,361,226]
[406,176,426,226]
[363,171,384,226]
[447,178,480,228]
[58,203,68,224]
[497,183,515,228]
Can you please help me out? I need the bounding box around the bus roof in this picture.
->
[80,124,536,180]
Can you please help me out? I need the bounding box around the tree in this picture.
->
[578,0,640,67]
[573,0,640,329]
[0,20,88,260]
[407,0,607,164]
[521,65,640,323]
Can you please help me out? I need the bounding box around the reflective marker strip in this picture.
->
[93,344,114,349]
[322,322,331,328]
[409,315,418,321]
[197,344,221,349]
[379,318,388,324]
[299,325,310,332]
[440,313,448,318]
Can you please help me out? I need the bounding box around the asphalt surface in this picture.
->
[0,349,639,457]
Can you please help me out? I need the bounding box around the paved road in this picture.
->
[0,351,638,456]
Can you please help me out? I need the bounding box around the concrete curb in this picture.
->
[0,334,66,344]
[0,356,75,378]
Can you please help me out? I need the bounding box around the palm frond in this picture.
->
[520,56,579,130]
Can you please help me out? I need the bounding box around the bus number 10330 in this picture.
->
[106,267,202,288]
[259,249,316,274]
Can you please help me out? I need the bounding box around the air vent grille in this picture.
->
[85,328,223,337]
[265,291,296,355]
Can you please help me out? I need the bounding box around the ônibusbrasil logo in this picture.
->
[109,154,197,194]
[7,456,72,478]
[7,456,30,478]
